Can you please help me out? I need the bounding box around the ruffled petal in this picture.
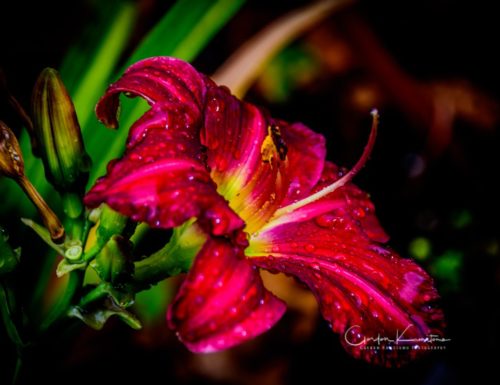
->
[95,57,207,129]
[280,121,326,205]
[86,57,246,236]
[202,86,326,232]
[248,167,444,366]
[168,237,286,352]
[266,161,388,243]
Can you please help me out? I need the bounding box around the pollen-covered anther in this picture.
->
[260,124,288,165]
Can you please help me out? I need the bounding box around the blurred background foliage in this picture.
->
[1,0,499,384]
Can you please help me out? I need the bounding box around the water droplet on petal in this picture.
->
[354,208,366,218]
[305,244,315,253]
[315,214,335,228]
[218,158,228,171]
[350,292,362,307]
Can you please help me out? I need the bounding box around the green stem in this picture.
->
[12,355,22,385]
[29,253,57,316]
[129,222,150,246]
[40,271,82,332]
[133,223,205,286]
[77,283,111,308]
[62,192,84,240]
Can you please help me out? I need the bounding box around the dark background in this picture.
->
[1,0,499,384]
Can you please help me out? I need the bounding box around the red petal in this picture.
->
[249,169,444,366]
[85,104,244,236]
[168,237,286,352]
[314,161,389,243]
[202,85,326,232]
[280,121,326,205]
[96,57,207,129]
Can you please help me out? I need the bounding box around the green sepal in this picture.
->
[56,259,87,277]
[68,297,141,330]
[91,235,134,286]
[96,205,128,247]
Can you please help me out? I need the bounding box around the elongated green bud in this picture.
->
[32,68,91,192]
[0,121,64,242]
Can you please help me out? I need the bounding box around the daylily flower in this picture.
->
[84,57,444,366]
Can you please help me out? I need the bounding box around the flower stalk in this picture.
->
[0,121,64,243]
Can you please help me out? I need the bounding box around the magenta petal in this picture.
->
[201,86,327,232]
[96,57,207,129]
[280,121,326,204]
[316,162,389,243]
[168,238,286,352]
[85,105,244,236]
[251,223,444,366]
[202,86,268,191]
[250,166,444,366]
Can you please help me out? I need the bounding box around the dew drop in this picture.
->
[315,214,336,228]
[354,208,366,218]
[350,292,362,307]
[305,244,316,253]
[218,158,228,171]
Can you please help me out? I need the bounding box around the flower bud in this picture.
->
[32,68,91,192]
[0,121,64,243]
[0,120,24,178]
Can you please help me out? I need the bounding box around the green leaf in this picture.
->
[86,0,246,183]
[91,235,134,285]
[6,1,136,217]
[65,2,136,133]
